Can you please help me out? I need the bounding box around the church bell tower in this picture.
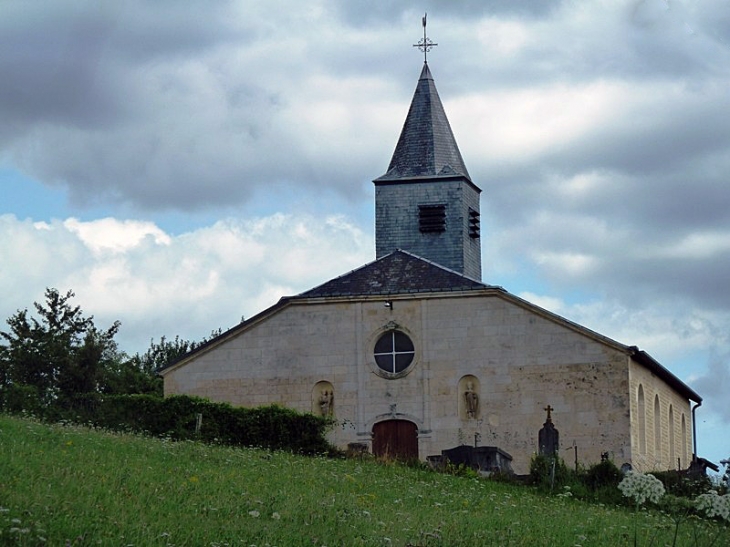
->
[374,19,482,280]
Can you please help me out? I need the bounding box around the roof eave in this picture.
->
[629,347,702,403]
[373,173,481,193]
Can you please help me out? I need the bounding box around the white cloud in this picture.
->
[455,80,632,162]
[532,251,600,278]
[64,217,171,254]
[475,18,531,57]
[650,231,730,260]
[0,213,373,354]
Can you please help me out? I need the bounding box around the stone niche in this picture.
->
[458,375,480,420]
[312,381,334,417]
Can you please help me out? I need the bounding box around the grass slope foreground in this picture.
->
[0,414,724,546]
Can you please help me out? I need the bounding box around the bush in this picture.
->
[529,454,570,490]
[0,383,44,415]
[651,470,713,499]
[657,493,698,518]
[585,459,622,491]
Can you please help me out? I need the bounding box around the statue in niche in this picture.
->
[464,381,479,419]
[319,389,334,416]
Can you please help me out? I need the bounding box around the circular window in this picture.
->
[374,330,415,375]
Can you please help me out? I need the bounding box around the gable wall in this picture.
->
[164,293,686,474]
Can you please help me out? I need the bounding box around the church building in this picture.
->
[160,46,702,474]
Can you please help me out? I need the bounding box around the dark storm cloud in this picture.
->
[2,0,730,227]
[694,352,730,422]
[0,1,248,134]
[333,0,560,27]
[0,4,122,131]
[517,102,730,231]
[0,0,290,210]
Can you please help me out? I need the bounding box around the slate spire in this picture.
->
[375,63,471,183]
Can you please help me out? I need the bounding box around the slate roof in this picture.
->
[297,249,489,298]
[374,63,472,183]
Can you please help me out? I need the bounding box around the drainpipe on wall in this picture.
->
[691,400,702,462]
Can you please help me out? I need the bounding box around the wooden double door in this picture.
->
[372,420,418,461]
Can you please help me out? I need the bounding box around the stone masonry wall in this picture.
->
[164,292,691,474]
[628,360,693,472]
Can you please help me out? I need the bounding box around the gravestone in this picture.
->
[538,405,559,456]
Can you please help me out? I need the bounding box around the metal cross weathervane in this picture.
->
[413,12,437,63]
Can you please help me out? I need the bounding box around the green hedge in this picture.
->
[651,469,712,498]
[0,384,44,416]
[2,391,334,455]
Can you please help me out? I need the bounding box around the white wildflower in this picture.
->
[248,510,260,518]
[271,512,281,520]
[618,472,665,505]
[695,491,730,521]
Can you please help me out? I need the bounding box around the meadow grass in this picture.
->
[0,414,725,546]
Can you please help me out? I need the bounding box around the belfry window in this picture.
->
[374,330,415,375]
[468,208,480,239]
[419,204,446,233]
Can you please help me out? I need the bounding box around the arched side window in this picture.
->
[654,394,661,464]
[668,405,675,469]
[638,384,646,455]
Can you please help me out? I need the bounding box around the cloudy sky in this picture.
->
[2,0,729,468]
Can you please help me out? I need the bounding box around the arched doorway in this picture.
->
[372,420,418,460]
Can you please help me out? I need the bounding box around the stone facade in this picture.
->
[162,288,692,474]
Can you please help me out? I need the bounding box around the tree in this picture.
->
[0,288,120,407]
[136,335,198,372]
[99,333,223,397]
[0,289,223,411]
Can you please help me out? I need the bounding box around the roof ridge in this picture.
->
[394,248,485,284]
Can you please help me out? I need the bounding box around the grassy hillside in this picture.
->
[0,415,724,546]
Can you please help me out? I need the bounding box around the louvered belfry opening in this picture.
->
[419,204,446,233]
[468,208,480,239]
